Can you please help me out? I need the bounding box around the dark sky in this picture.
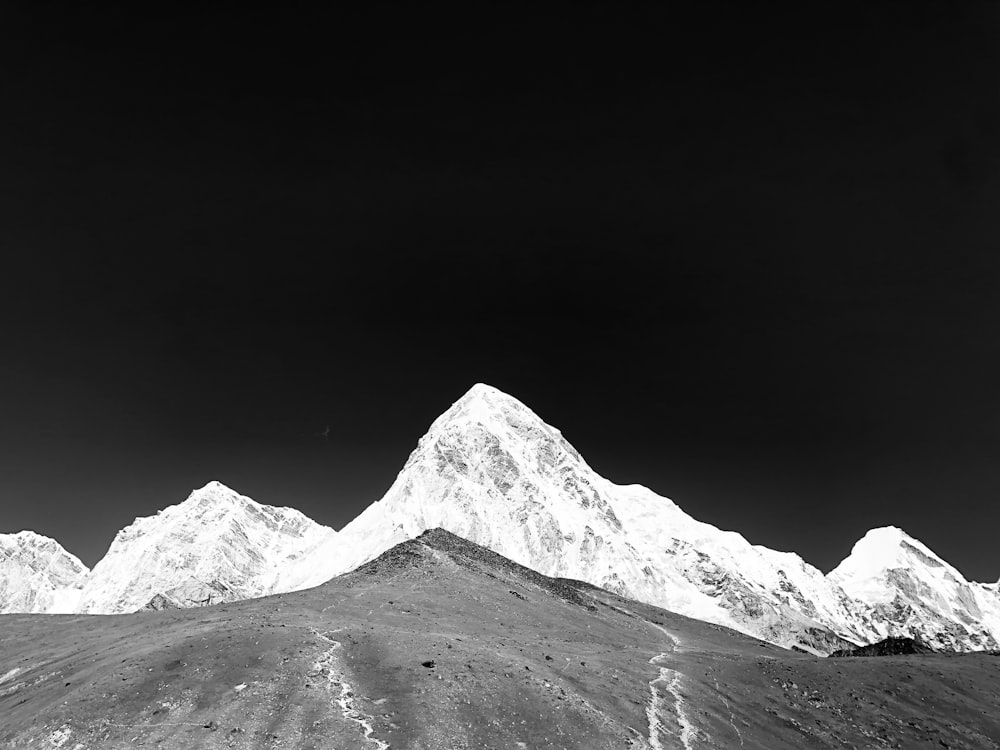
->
[2,3,998,581]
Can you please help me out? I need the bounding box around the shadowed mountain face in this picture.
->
[830,637,938,658]
[2,529,998,750]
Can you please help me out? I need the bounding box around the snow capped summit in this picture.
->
[830,526,1000,651]
[75,481,337,614]
[0,530,88,614]
[830,526,935,602]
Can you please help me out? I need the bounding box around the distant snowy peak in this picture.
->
[830,526,956,603]
[0,530,89,614]
[75,481,337,614]
[830,526,1000,651]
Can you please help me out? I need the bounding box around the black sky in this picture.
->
[2,3,999,580]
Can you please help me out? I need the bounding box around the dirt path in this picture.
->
[645,622,697,750]
[310,628,390,749]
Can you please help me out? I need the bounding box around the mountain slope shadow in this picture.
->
[1,528,998,749]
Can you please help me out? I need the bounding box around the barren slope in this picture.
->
[1,529,998,749]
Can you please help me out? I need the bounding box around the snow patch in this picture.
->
[0,667,22,685]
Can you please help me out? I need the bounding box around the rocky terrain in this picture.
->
[1,529,999,750]
[830,637,937,658]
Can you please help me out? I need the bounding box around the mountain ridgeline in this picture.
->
[6,528,998,749]
[3,384,998,654]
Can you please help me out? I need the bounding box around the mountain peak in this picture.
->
[6,529,49,544]
[1,530,86,566]
[0,530,89,614]
[458,382,507,401]
[444,383,534,425]
[200,479,233,492]
[77,484,337,614]
[187,480,242,502]
[832,526,942,581]
[825,525,1000,651]
[171,481,263,518]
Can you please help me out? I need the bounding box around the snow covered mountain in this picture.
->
[75,481,336,614]
[829,526,1000,651]
[5,384,998,654]
[288,383,998,653]
[0,531,89,614]
[287,384,847,651]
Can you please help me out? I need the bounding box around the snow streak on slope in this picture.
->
[76,482,336,614]
[0,531,88,614]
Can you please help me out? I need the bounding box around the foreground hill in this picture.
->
[2,529,998,749]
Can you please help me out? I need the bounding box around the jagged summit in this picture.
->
[454,381,509,404]
[829,525,1000,651]
[830,525,960,602]
[453,381,522,407]
[173,480,254,509]
[831,527,940,585]
[0,531,88,614]
[419,382,582,462]
[75,483,337,614]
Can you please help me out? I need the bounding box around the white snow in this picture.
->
[829,525,1000,650]
[74,481,337,614]
[0,531,89,614]
[0,667,22,685]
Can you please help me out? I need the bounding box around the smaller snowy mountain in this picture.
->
[829,526,1000,651]
[75,481,336,614]
[0,531,89,614]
